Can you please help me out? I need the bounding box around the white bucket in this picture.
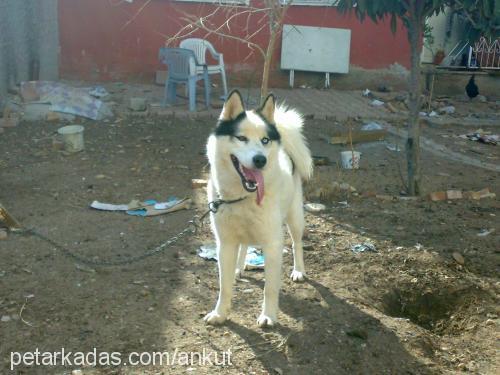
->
[57,125,84,153]
[341,151,361,169]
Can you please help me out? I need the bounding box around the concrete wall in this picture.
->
[58,0,412,87]
[422,7,468,64]
[0,0,59,97]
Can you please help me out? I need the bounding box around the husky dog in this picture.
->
[204,90,313,327]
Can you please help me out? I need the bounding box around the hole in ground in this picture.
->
[379,286,481,334]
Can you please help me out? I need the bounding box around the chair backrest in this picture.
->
[179,38,213,65]
[159,47,196,80]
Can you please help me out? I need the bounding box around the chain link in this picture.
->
[16,217,204,267]
[11,198,245,268]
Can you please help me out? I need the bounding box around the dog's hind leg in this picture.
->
[258,242,283,327]
[287,198,307,282]
[235,244,247,280]
[204,240,239,325]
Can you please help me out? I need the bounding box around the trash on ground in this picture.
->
[19,81,113,120]
[341,150,361,169]
[58,125,85,153]
[304,203,326,213]
[460,129,498,145]
[198,244,264,269]
[0,229,7,240]
[370,99,384,107]
[351,242,377,253]
[88,86,109,98]
[361,122,383,131]
[90,200,140,211]
[191,179,208,189]
[91,197,190,216]
[154,197,184,210]
[0,203,22,229]
[312,155,330,166]
[439,105,455,115]
[385,143,401,152]
[477,228,494,237]
[362,89,372,97]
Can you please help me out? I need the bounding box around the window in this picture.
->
[280,0,339,6]
[175,0,250,5]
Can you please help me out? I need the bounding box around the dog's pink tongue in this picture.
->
[241,166,265,205]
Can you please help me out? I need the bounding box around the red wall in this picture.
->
[59,0,411,83]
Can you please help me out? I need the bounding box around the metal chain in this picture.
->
[11,198,245,268]
[16,217,205,267]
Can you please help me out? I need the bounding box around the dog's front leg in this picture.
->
[204,241,238,325]
[257,242,283,327]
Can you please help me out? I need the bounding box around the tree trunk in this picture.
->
[260,25,278,104]
[406,8,423,196]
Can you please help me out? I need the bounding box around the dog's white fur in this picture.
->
[204,91,313,327]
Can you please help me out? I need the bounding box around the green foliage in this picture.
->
[452,0,500,38]
[338,0,499,38]
[337,1,449,31]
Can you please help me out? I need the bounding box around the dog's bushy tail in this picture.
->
[274,104,313,181]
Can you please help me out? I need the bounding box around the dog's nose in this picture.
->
[253,154,267,169]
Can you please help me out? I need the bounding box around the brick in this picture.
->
[446,190,463,200]
[429,191,447,201]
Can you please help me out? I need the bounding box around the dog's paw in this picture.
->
[290,270,306,282]
[257,314,276,328]
[203,311,227,325]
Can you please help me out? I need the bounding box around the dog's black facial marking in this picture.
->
[266,123,281,142]
[214,112,246,137]
[254,111,281,143]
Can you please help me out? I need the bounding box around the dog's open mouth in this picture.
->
[230,155,265,205]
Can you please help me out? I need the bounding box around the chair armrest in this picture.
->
[206,43,223,63]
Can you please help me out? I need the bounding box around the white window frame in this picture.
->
[175,0,250,5]
[280,0,339,6]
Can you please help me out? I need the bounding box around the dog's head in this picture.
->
[208,90,281,205]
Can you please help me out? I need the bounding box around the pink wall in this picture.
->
[59,0,411,84]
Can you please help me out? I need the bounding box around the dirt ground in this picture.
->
[0,94,499,375]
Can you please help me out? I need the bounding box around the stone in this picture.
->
[452,252,465,265]
[129,97,148,111]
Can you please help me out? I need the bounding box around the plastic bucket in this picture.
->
[57,125,84,152]
[340,151,361,169]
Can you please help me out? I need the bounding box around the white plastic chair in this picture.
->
[180,38,228,99]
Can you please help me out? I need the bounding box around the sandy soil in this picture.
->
[0,106,499,375]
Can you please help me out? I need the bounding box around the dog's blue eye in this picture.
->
[236,136,248,142]
[261,137,270,145]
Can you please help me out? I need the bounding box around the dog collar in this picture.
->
[199,196,247,222]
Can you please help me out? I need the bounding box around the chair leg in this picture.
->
[188,77,196,112]
[162,78,169,107]
[220,68,228,100]
[167,81,177,105]
[204,70,211,109]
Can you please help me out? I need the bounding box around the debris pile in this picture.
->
[459,129,498,145]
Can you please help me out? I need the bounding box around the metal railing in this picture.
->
[468,37,500,70]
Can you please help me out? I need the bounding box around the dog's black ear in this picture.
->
[259,93,275,124]
[220,90,245,120]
